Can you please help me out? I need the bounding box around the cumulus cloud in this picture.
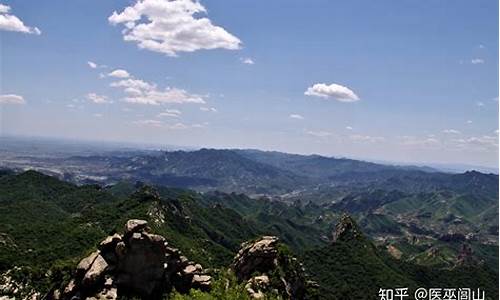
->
[345,126,353,130]
[305,83,359,102]
[158,108,181,117]
[108,69,130,78]
[289,114,304,120]
[240,57,255,65]
[0,94,25,104]
[110,75,205,105]
[86,93,112,104]
[0,4,40,34]
[442,129,461,134]
[108,0,241,57]
[471,58,484,64]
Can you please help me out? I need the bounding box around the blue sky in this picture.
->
[0,0,498,167]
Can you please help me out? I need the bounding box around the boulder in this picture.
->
[63,219,210,300]
[82,254,108,287]
[191,274,211,292]
[124,219,148,235]
[115,229,167,296]
[245,275,270,299]
[76,252,99,276]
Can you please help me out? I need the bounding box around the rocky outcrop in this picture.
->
[0,268,40,300]
[231,236,309,299]
[59,220,211,300]
[232,236,279,281]
[456,243,482,267]
[332,214,362,243]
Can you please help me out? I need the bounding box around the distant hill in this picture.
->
[106,148,309,194]
[235,149,436,178]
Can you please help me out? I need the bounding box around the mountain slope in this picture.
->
[304,215,499,300]
[110,149,309,194]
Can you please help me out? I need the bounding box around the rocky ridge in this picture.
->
[231,236,310,299]
[59,219,211,300]
[332,213,363,243]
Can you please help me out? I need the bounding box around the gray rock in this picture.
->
[231,236,279,281]
[83,254,108,287]
[76,251,99,276]
[124,219,148,234]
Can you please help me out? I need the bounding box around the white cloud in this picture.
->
[158,108,181,118]
[128,87,204,105]
[0,94,25,104]
[306,130,332,137]
[305,83,359,102]
[166,122,206,129]
[110,78,154,91]
[289,114,304,120]
[240,57,255,65]
[0,4,40,34]
[66,103,84,110]
[399,135,440,147]
[133,119,164,127]
[453,135,498,149]
[200,107,217,112]
[466,120,473,124]
[476,101,484,107]
[108,0,241,57]
[93,113,104,118]
[345,126,353,130]
[349,134,385,143]
[133,119,204,130]
[108,69,130,78]
[471,58,484,64]
[86,93,112,104]
[111,76,205,105]
[442,129,461,134]
[87,61,107,69]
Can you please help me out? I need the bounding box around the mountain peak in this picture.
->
[332,214,363,243]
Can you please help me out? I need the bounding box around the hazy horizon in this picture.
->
[1,134,498,174]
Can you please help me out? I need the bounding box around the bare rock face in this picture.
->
[231,236,308,300]
[332,214,362,243]
[232,236,279,281]
[61,220,211,300]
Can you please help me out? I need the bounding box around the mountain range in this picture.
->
[0,169,498,299]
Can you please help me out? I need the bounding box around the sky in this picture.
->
[0,0,498,168]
